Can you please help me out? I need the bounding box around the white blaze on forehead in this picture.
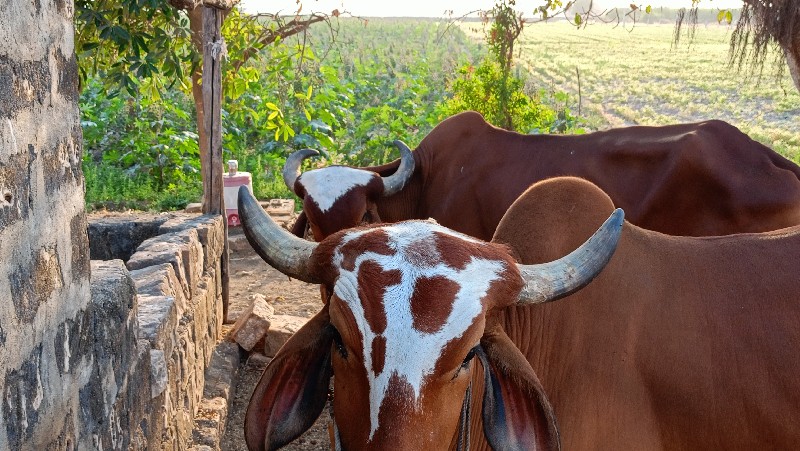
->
[298,166,378,213]
[332,221,506,440]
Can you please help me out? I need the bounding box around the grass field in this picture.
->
[462,22,799,162]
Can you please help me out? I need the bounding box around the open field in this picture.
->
[462,22,799,162]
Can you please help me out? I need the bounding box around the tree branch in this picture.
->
[229,13,330,74]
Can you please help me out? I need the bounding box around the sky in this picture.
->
[239,0,745,17]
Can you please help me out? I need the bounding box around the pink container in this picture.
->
[223,160,252,227]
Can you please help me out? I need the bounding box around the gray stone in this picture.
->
[264,315,309,357]
[202,341,242,401]
[127,240,191,301]
[230,294,275,351]
[159,214,225,274]
[131,263,188,318]
[137,295,177,353]
[136,228,203,299]
[150,349,168,399]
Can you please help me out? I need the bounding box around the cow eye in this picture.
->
[453,347,477,380]
[461,348,476,368]
[331,327,348,359]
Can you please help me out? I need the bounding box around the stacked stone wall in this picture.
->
[1,2,229,447]
[0,0,95,448]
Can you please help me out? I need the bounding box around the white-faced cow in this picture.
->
[285,111,800,241]
[491,176,800,450]
[238,186,624,450]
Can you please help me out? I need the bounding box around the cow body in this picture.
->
[294,111,800,240]
[493,177,800,450]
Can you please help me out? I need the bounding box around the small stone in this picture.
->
[264,315,308,357]
[229,295,275,351]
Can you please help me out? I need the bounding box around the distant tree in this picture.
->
[75,0,335,189]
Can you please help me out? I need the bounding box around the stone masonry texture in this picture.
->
[0,0,94,448]
[0,2,228,448]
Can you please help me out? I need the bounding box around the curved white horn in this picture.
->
[282,148,320,196]
[517,208,624,304]
[381,140,416,196]
[238,186,321,284]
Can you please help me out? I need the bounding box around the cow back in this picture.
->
[492,176,800,450]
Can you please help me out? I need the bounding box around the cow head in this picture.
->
[283,141,415,240]
[239,187,623,450]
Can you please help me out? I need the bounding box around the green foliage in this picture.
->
[444,60,577,133]
[445,1,578,133]
[81,78,201,210]
[75,0,196,95]
[82,18,482,209]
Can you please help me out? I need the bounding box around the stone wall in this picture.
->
[0,0,94,448]
[127,214,226,449]
[87,214,226,450]
[0,2,229,448]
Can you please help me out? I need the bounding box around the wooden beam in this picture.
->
[201,6,231,321]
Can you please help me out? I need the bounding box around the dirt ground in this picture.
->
[220,227,332,450]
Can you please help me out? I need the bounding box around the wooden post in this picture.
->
[201,6,230,321]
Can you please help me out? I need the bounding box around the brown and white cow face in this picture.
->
[295,166,385,240]
[321,221,524,448]
[240,185,623,451]
[283,142,416,241]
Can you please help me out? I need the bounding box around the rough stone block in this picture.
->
[127,240,191,300]
[191,426,219,448]
[203,341,242,401]
[130,263,188,317]
[159,214,225,274]
[264,315,308,357]
[229,294,275,351]
[263,198,294,216]
[137,295,177,354]
[150,349,168,399]
[184,203,202,213]
[194,396,228,431]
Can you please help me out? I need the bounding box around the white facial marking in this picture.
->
[332,222,506,440]
[298,166,378,213]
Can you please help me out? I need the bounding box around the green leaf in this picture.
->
[266,102,279,111]
[725,11,733,25]
[574,13,582,26]
[717,10,725,23]
[645,5,652,14]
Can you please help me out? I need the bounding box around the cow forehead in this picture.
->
[298,166,378,213]
[330,221,509,440]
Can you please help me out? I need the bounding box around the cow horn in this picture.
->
[381,140,415,196]
[238,186,321,284]
[282,148,320,196]
[517,208,624,305]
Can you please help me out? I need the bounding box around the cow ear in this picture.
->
[290,210,309,238]
[478,322,560,451]
[245,305,334,451]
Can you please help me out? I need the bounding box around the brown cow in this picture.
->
[285,111,800,241]
[238,186,624,450]
[492,177,800,450]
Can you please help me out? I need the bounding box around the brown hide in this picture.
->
[298,111,800,241]
[493,177,800,450]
